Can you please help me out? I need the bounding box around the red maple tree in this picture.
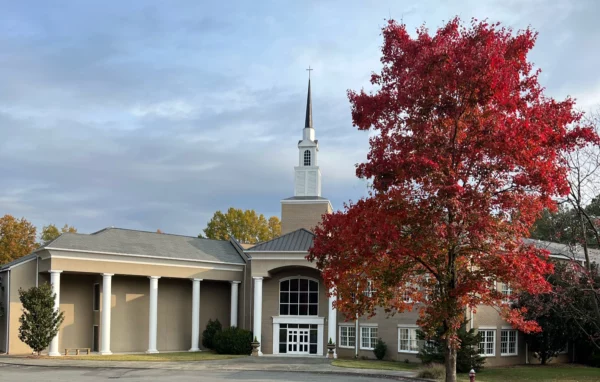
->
[308,18,598,381]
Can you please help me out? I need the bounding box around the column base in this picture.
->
[146,349,159,354]
[100,351,113,356]
[48,351,62,357]
[189,348,200,352]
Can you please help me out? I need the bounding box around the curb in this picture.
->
[0,360,424,381]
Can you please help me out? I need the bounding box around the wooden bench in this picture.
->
[64,348,91,356]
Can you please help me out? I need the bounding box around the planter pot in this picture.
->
[327,344,336,359]
[251,341,260,357]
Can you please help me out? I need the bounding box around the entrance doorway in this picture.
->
[287,328,310,354]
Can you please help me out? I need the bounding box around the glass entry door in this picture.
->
[287,328,310,354]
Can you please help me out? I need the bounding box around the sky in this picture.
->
[1,0,600,237]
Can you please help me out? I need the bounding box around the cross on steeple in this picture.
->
[306,66,313,80]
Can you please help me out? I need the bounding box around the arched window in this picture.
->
[280,277,318,316]
[303,150,311,166]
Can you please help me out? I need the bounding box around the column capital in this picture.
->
[191,278,203,282]
[148,276,161,280]
[253,277,263,281]
[49,270,63,274]
[102,273,114,277]
[231,281,242,284]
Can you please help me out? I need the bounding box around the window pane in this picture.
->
[300,279,309,291]
[290,304,298,315]
[290,292,299,303]
[309,292,318,303]
[309,344,317,354]
[93,284,100,311]
[300,292,309,303]
[280,292,289,303]
[280,304,289,315]
[309,304,318,316]
[310,329,318,344]
[299,305,308,315]
[290,279,299,291]
[279,344,287,353]
[309,280,318,291]
[281,280,289,291]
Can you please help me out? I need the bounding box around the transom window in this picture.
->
[280,278,319,316]
[479,329,496,356]
[304,150,311,166]
[339,326,356,348]
[360,326,378,350]
[500,330,517,356]
[398,328,419,353]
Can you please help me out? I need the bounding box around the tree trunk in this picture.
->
[444,344,457,382]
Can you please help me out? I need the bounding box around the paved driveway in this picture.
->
[0,364,406,382]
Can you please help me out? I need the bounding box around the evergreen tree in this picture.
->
[18,283,64,355]
[418,322,485,373]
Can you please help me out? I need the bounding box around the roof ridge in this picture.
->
[92,227,230,243]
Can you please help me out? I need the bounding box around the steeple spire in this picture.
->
[305,68,313,129]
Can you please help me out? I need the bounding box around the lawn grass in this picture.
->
[42,351,244,362]
[333,359,600,381]
[456,364,600,382]
[331,359,419,371]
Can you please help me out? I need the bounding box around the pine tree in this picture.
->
[418,322,485,373]
[18,283,64,355]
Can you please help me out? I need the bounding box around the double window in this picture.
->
[479,329,496,356]
[360,326,378,350]
[339,326,356,348]
[500,329,518,356]
[398,327,419,353]
[280,278,319,316]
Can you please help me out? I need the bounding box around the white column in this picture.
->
[190,278,202,352]
[230,281,240,327]
[147,276,160,354]
[48,270,62,356]
[253,277,263,356]
[100,273,113,355]
[328,288,337,358]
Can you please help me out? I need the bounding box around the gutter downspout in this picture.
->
[354,313,359,358]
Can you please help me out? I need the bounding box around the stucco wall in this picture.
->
[8,259,37,354]
[107,276,231,353]
[260,267,328,355]
[57,273,98,351]
[0,270,8,353]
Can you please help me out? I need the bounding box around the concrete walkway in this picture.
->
[0,356,421,380]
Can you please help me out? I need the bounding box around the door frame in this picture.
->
[272,316,324,356]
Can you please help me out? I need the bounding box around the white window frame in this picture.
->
[303,150,311,166]
[500,329,518,356]
[363,279,376,297]
[360,325,379,350]
[279,276,319,317]
[339,325,356,349]
[398,327,419,354]
[501,283,512,304]
[478,329,496,357]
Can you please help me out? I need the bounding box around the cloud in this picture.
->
[1,0,598,237]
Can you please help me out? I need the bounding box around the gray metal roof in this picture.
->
[42,228,246,264]
[524,238,600,264]
[246,228,314,252]
[283,196,329,201]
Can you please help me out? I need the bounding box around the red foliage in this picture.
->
[307,18,598,346]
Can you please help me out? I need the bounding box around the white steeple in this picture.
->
[294,78,321,197]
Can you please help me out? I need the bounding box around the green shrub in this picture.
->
[373,338,387,360]
[416,363,445,380]
[202,319,222,350]
[417,321,484,373]
[213,326,253,355]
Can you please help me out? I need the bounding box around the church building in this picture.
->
[0,79,581,366]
